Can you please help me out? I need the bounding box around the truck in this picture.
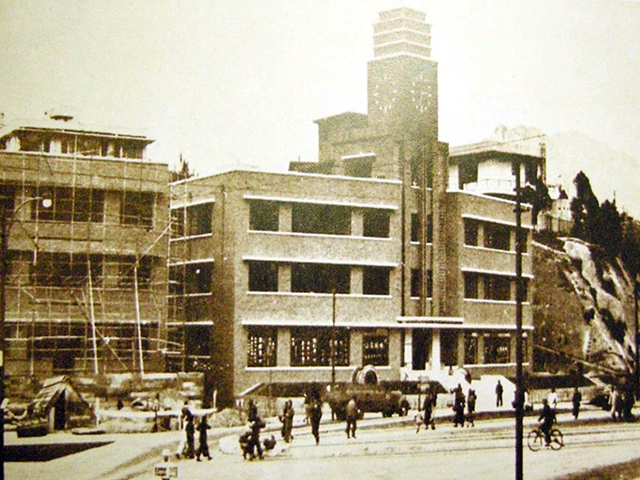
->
[324,383,410,420]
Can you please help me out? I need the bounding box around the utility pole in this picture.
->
[1,213,8,480]
[514,157,524,480]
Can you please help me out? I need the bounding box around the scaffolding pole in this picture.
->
[87,260,99,375]
[134,263,144,374]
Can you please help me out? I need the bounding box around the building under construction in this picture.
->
[0,110,171,377]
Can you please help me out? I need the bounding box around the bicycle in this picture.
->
[527,425,564,451]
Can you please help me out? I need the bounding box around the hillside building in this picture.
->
[169,8,535,407]
[0,110,171,377]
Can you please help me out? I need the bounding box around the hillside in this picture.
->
[532,236,637,374]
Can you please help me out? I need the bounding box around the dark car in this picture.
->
[324,383,409,420]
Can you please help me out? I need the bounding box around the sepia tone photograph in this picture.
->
[1,1,640,479]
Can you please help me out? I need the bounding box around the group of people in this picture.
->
[177,402,212,461]
[608,383,635,422]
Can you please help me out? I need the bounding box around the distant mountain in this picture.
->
[546,132,640,219]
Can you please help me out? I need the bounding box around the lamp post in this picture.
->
[1,196,50,480]
[513,158,524,480]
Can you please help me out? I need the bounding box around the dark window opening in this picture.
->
[248,261,278,292]
[363,266,390,295]
[464,332,478,364]
[187,203,213,236]
[169,266,184,295]
[484,333,511,364]
[484,223,511,251]
[291,263,349,294]
[363,335,389,366]
[171,208,185,237]
[292,203,350,236]
[248,327,277,367]
[517,229,528,253]
[464,272,478,299]
[186,262,213,293]
[290,327,349,367]
[122,141,144,159]
[464,219,478,246]
[18,132,47,152]
[121,191,154,227]
[117,255,152,289]
[186,325,211,358]
[426,214,433,243]
[31,253,103,287]
[363,209,390,238]
[30,186,104,223]
[250,200,279,232]
[0,185,16,215]
[411,213,419,242]
[484,275,511,301]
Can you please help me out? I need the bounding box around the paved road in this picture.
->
[130,418,640,480]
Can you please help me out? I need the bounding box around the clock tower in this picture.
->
[367,8,438,139]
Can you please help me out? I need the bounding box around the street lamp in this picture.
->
[1,196,50,480]
[513,158,524,480]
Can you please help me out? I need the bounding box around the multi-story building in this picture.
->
[169,7,535,407]
[0,110,170,377]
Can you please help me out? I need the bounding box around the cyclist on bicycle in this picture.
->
[538,398,555,446]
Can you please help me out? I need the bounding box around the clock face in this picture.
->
[410,72,435,114]
[372,74,398,114]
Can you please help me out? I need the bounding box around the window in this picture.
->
[411,269,432,298]
[464,272,478,299]
[411,213,419,242]
[31,253,103,287]
[0,184,15,215]
[187,203,213,236]
[169,265,184,295]
[186,262,212,293]
[121,191,154,227]
[517,229,528,253]
[363,335,389,366]
[122,140,144,159]
[290,327,349,367]
[171,208,185,237]
[18,132,46,152]
[186,325,211,358]
[363,209,390,238]
[464,332,478,364]
[426,214,433,243]
[249,200,279,232]
[117,255,152,289]
[292,203,350,236]
[464,219,478,246]
[484,333,511,364]
[30,186,104,223]
[484,275,511,301]
[363,266,390,295]
[291,263,349,294]
[248,327,277,367]
[484,223,511,251]
[248,261,278,292]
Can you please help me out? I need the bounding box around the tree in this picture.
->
[621,216,640,278]
[595,200,623,257]
[171,153,195,182]
[521,176,552,226]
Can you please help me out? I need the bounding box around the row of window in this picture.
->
[249,200,391,238]
[464,272,529,301]
[248,327,388,367]
[4,186,157,227]
[171,203,213,237]
[169,262,213,294]
[248,261,391,295]
[248,328,524,368]
[12,132,145,159]
[464,219,528,252]
[14,252,154,288]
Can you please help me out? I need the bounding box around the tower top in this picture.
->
[373,7,431,60]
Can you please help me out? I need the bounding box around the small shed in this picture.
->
[30,376,93,431]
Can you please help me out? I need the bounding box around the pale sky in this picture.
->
[2,0,639,180]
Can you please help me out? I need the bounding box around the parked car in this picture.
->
[324,383,409,420]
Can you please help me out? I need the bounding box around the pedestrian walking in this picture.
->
[611,387,622,421]
[247,398,258,422]
[572,387,582,420]
[310,398,323,445]
[345,396,358,439]
[196,416,212,461]
[453,387,465,427]
[417,388,436,432]
[496,380,504,407]
[466,389,477,427]
[185,414,195,459]
[281,399,294,443]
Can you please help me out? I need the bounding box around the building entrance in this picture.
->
[412,329,431,370]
